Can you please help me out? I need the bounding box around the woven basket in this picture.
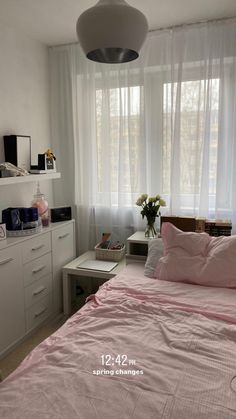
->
[95,243,125,262]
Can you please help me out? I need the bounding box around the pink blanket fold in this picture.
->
[1,263,236,418]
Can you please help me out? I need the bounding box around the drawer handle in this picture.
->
[33,286,46,296]
[0,257,13,266]
[34,307,47,318]
[31,244,44,251]
[58,233,69,239]
[32,265,45,274]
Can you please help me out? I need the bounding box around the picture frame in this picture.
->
[0,223,6,241]
[38,154,56,172]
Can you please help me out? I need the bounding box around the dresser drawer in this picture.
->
[52,222,75,314]
[22,232,51,264]
[23,252,52,287]
[0,245,25,354]
[0,246,18,273]
[52,223,74,255]
[26,293,52,332]
[24,274,52,309]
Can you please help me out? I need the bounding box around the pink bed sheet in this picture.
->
[1,264,236,418]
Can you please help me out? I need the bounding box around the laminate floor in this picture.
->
[0,290,92,381]
[0,317,65,381]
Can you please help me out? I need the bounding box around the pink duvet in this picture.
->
[1,263,236,418]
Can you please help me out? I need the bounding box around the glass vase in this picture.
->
[32,182,49,227]
[145,217,157,238]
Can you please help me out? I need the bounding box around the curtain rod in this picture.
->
[148,15,236,35]
[49,15,236,49]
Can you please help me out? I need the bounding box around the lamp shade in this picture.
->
[76,0,148,64]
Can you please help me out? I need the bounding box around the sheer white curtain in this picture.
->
[49,18,236,253]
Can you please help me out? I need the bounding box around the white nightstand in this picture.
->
[62,250,126,317]
[126,231,161,264]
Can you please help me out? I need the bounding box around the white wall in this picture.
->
[0,21,53,215]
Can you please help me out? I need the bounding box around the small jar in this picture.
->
[32,183,49,227]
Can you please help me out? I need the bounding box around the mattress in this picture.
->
[1,263,236,418]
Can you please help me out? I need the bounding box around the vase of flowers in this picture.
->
[136,194,166,238]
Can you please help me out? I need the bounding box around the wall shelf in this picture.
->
[0,172,61,186]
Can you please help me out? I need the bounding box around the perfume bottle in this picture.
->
[32,182,49,227]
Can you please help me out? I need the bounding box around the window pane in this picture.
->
[96,86,143,194]
[163,79,219,195]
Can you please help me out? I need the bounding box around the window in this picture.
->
[96,86,143,194]
[94,77,220,210]
[163,79,220,197]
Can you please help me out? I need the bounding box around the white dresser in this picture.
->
[0,220,75,358]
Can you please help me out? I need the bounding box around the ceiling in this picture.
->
[0,0,236,46]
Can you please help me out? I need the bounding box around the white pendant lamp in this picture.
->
[76,0,148,64]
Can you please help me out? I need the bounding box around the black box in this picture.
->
[4,135,31,171]
[50,207,72,223]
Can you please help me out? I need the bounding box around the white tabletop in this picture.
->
[127,231,161,243]
[63,250,126,280]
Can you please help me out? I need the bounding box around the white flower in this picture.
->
[159,199,166,206]
[136,198,143,206]
[136,193,165,213]
[141,194,148,202]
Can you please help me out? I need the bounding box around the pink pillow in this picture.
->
[154,222,236,288]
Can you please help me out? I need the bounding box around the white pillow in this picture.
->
[144,238,163,277]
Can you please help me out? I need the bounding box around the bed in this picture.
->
[1,258,236,418]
